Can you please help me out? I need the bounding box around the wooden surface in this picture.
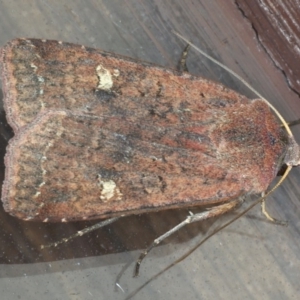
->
[0,1,300,300]
[235,0,300,96]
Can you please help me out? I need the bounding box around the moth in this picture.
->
[0,37,299,274]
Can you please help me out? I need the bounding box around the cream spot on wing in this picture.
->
[98,176,122,202]
[113,69,120,77]
[30,63,37,71]
[33,191,41,198]
[39,181,46,187]
[96,65,113,91]
[37,76,45,83]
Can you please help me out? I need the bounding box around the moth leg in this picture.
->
[134,198,242,277]
[261,198,287,226]
[178,44,190,72]
[41,216,121,249]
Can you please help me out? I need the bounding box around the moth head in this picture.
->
[285,137,300,167]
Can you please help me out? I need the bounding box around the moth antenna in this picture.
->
[172,31,294,138]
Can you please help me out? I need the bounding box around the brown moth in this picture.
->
[0,38,299,227]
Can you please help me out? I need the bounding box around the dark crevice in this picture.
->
[234,0,300,99]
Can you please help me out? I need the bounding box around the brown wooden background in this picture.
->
[0,1,300,300]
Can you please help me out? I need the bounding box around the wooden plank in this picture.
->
[236,0,300,97]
